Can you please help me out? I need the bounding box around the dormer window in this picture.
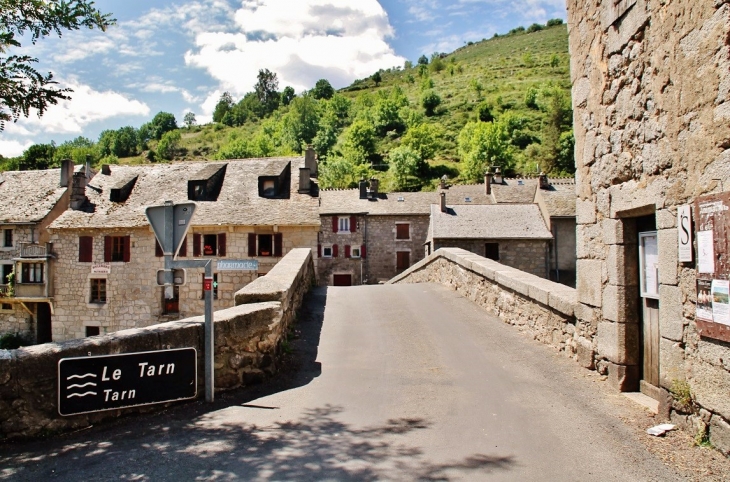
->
[262,179,276,196]
[188,164,227,202]
[258,163,291,199]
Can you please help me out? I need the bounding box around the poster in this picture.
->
[640,233,659,297]
[711,279,730,326]
[697,230,715,274]
[696,279,713,322]
[677,205,693,262]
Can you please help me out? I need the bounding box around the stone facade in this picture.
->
[317,214,366,285]
[567,0,730,452]
[431,238,549,278]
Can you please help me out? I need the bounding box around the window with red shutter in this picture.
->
[79,236,93,262]
[248,233,257,257]
[218,233,226,257]
[122,236,131,262]
[332,216,339,233]
[274,233,283,257]
[396,223,410,240]
[193,233,201,257]
[332,244,339,258]
[344,245,350,258]
[350,216,357,233]
[104,236,112,262]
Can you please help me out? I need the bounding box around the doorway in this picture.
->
[638,229,660,392]
[36,302,52,343]
[333,274,352,286]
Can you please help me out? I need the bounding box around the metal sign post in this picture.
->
[146,201,216,403]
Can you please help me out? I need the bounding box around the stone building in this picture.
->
[0,162,80,343]
[45,157,319,341]
[567,0,730,449]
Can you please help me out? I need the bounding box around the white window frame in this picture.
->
[639,231,659,300]
[338,217,350,233]
[322,245,333,258]
[351,246,361,259]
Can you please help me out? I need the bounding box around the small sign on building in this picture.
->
[217,259,259,271]
[677,205,693,262]
[91,262,111,274]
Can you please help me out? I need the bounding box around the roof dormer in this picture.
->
[188,164,227,202]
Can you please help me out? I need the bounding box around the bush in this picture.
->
[526,23,544,33]
[547,18,564,27]
[524,87,539,109]
[421,91,442,116]
[476,101,494,122]
[0,332,30,349]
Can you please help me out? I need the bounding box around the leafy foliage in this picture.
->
[183,112,196,128]
[421,90,441,116]
[311,79,335,100]
[388,146,421,190]
[156,130,181,160]
[458,120,514,182]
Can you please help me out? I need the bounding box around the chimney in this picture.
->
[70,172,88,210]
[60,159,74,187]
[539,172,549,189]
[369,178,379,199]
[439,175,447,190]
[85,160,91,178]
[485,172,493,195]
[305,145,317,177]
[440,192,447,213]
[101,164,111,175]
[359,179,369,199]
[298,167,311,193]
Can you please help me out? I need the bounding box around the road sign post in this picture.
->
[146,201,216,403]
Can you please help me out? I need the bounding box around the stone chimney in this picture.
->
[70,172,88,210]
[101,164,111,175]
[439,175,448,190]
[369,178,379,199]
[485,172,493,195]
[304,145,317,177]
[298,167,311,193]
[440,191,447,213]
[539,172,549,189]
[359,179,369,199]
[60,159,74,187]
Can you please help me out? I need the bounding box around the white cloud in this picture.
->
[0,139,34,158]
[185,0,405,95]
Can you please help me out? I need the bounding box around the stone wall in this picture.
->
[432,238,550,278]
[317,214,365,285]
[0,248,314,440]
[47,226,317,341]
[0,226,41,338]
[567,0,730,454]
[366,215,430,282]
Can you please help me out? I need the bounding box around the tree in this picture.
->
[469,79,484,99]
[156,130,181,160]
[0,1,114,130]
[281,86,296,106]
[526,23,544,33]
[417,54,429,65]
[371,71,382,86]
[146,112,177,140]
[183,112,196,128]
[476,101,494,122]
[22,143,56,170]
[421,90,441,116]
[254,68,279,114]
[343,119,376,161]
[280,95,320,152]
[547,18,564,27]
[404,60,413,69]
[388,146,421,190]
[458,120,514,182]
[311,79,335,100]
[524,86,539,109]
[213,92,234,123]
[401,123,440,161]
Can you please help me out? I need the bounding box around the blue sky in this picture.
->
[0,0,567,157]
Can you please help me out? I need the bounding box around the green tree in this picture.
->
[429,54,445,73]
[213,91,234,123]
[318,156,371,189]
[22,143,56,170]
[183,112,196,128]
[144,112,177,140]
[404,60,413,69]
[371,71,382,86]
[343,119,376,160]
[254,68,280,114]
[388,146,421,190]
[526,23,544,33]
[311,79,335,100]
[0,0,114,130]
[421,90,441,116]
[417,54,429,65]
[555,130,575,174]
[476,101,494,122]
[281,86,296,106]
[547,18,564,27]
[156,130,181,160]
[280,95,320,152]
[373,91,407,136]
[550,54,560,68]
[401,123,440,161]
[469,79,484,99]
[524,86,538,109]
[458,120,514,182]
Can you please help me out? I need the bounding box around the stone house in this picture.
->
[567,0,730,449]
[0,161,81,343]
[45,157,319,341]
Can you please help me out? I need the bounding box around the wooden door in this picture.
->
[642,298,660,387]
[639,232,660,390]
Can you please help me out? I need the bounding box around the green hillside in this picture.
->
[2,22,573,192]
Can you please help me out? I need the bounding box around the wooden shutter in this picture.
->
[179,235,187,257]
[218,233,226,257]
[274,233,283,257]
[248,233,257,257]
[333,244,339,258]
[332,216,338,233]
[350,216,357,233]
[79,236,93,262]
[344,245,350,258]
[361,244,366,259]
[123,236,131,262]
[317,244,322,258]
[193,233,201,257]
[396,224,409,239]
[103,236,112,262]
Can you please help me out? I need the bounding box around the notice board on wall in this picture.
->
[694,192,730,342]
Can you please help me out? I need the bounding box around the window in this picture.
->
[21,263,43,283]
[104,236,130,262]
[1,264,12,284]
[3,229,12,247]
[203,234,218,256]
[396,251,410,271]
[201,274,218,300]
[85,326,100,337]
[485,243,499,261]
[90,278,107,303]
[396,223,410,240]
[248,233,282,257]
[1,303,11,311]
[351,246,361,258]
[79,236,93,262]
[332,216,357,233]
[262,179,276,196]
[322,246,333,258]
[338,217,350,232]
[258,234,272,256]
[193,233,226,257]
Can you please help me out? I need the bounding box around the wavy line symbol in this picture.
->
[67,392,97,398]
[67,373,96,380]
[67,382,97,389]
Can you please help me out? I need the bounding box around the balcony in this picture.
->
[20,243,52,258]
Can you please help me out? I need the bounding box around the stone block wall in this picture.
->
[0,226,41,338]
[432,238,549,278]
[366,215,430,282]
[0,248,314,440]
[317,214,365,285]
[567,0,730,454]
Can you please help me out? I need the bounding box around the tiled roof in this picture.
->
[430,204,553,239]
[541,181,576,217]
[492,179,538,203]
[442,184,496,205]
[0,168,68,223]
[50,158,320,229]
[319,189,434,215]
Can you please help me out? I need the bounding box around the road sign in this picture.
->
[156,269,186,286]
[203,277,213,291]
[58,348,197,416]
[146,202,196,258]
[217,259,259,271]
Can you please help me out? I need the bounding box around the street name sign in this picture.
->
[58,348,197,416]
[217,259,259,271]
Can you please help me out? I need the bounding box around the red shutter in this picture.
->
[79,236,93,262]
[179,236,187,257]
[350,216,357,233]
[345,245,351,258]
[317,244,322,258]
[193,233,201,257]
[333,244,338,258]
[155,239,163,257]
[361,244,366,259]
[332,216,338,233]
[274,233,283,257]
[248,233,257,257]
[218,233,226,257]
[104,236,112,262]
[122,236,131,262]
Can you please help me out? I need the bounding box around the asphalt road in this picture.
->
[0,283,684,481]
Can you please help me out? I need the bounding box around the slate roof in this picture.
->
[492,179,538,204]
[430,204,553,240]
[50,158,320,230]
[0,168,68,224]
[319,189,434,215]
[540,179,576,217]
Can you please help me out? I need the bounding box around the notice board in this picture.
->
[694,192,730,342]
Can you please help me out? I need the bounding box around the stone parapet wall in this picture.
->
[0,248,315,440]
[432,239,550,278]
